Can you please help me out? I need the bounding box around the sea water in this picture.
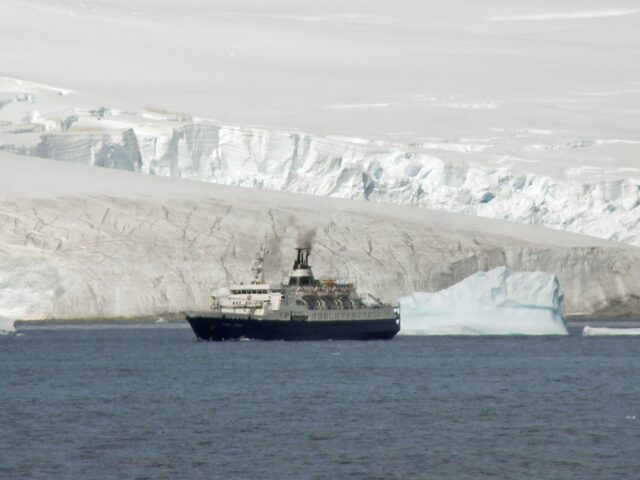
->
[1,323,639,479]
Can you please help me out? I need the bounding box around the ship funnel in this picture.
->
[289,247,315,287]
[293,247,310,269]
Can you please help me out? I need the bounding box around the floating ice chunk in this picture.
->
[399,267,568,335]
[0,316,15,334]
[582,326,640,336]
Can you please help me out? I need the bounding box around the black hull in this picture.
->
[186,314,400,341]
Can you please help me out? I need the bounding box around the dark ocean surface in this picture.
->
[1,324,639,479]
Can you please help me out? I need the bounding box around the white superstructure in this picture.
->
[211,240,397,323]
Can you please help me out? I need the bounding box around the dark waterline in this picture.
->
[1,325,639,479]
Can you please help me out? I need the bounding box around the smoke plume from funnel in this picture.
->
[297,228,316,250]
[264,234,283,281]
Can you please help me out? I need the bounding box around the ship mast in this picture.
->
[251,234,268,283]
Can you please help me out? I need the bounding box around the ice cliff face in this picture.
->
[400,267,568,335]
[36,129,142,171]
[1,153,639,322]
[34,123,640,247]
[1,78,638,247]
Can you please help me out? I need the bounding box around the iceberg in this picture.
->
[583,326,640,336]
[400,267,568,335]
[0,316,15,334]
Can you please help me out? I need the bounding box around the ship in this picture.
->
[186,240,400,341]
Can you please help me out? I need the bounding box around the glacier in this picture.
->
[1,0,639,323]
[1,152,640,323]
[1,0,638,249]
[399,268,568,335]
[0,79,638,247]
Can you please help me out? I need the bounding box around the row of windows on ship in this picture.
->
[309,311,383,320]
[231,289,270,295]
[227,310,384,320]
[228,300,378,314]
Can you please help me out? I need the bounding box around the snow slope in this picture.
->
[1,152,639,322]
[1,78,638,246]
[400,267,567,335]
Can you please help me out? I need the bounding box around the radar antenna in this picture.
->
[251,234,268,283]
